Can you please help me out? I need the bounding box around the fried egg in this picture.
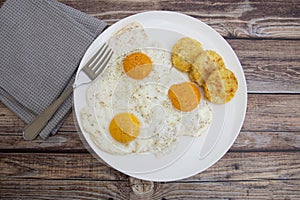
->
[168,82,201,112]
[80,22,212,155]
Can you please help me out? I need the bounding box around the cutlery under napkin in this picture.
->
[0,0,107,139]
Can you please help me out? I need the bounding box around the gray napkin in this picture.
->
[0,0,107,139]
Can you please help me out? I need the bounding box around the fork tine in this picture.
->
[82,42,113,80]
[90,43,109,70]
[84,43,107,69]
[94,48,113,77]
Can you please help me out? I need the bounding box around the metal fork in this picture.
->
[23,43,113,140]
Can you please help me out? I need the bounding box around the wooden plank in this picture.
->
[0,178,299,199]
[0,178,130,200]
[0,102,26,134]
[1,0,299,39]
[228,39,300,93]
[233,131,300,151]
[243,94,300,132]
[0,130,299,152]
[60,0,300,39]
[0,132,86,152]
[1,152,299,181]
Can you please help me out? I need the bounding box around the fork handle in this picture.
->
[23,86,73,140]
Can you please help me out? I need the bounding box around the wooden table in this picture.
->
[1,0,299,199]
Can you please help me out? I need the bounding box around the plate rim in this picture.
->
[73,10,248,182]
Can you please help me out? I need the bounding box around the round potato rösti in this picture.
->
[171,37,204,72]
[189,66,202,84]
[203,68,238,104]
[189,50,225,86]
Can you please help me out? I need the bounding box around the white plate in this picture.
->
[73,11,247,182]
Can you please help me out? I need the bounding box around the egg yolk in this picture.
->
[123,52,153,80]
[109,113,140,143]
[168,82,201,112]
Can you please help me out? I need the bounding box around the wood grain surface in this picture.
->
[0,0,299,199]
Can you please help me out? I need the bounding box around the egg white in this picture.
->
[80,22,212,155]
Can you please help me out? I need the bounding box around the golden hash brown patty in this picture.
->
[171,37,204,72]
[203,68,238,104]
[189,50,225,86]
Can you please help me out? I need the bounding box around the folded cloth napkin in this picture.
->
[0,0,107,139]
